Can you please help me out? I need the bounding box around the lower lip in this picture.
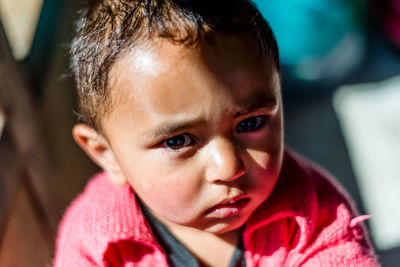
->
[205,198,250,218]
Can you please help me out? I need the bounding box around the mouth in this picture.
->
[204,197,250,219]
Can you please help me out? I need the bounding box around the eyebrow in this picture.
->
[143,91,278,140]
[234,91,278,116]
[143,118,207,140]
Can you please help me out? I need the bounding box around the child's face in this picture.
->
[101,34,283,234]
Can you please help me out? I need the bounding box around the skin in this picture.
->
[73,33,284,266]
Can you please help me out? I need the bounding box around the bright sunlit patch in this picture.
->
[130,48,161,77]
[212,147,224,167]
[0,0,43,59]
[334,75,400,250]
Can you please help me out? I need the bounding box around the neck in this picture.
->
[160,220,242,267]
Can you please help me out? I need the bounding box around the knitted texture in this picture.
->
[243,150,378,266]
[54,174,168,266]
[54,149,378,266]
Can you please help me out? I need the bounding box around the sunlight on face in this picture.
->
[103,33,283,235]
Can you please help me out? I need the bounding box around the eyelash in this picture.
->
[236,115,267,133]
[161,134,195,150]
[161,115,268,151]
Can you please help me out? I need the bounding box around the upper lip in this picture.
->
[204,195,248,215]
[217,195,246,205]
[205,195,248,217]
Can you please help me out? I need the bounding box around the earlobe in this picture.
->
[72,124,128,186]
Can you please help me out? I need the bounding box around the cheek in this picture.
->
[246,149,281,182]
[246,149,270,169]
[123,156,203,219]
[246,128,283,169]
[245,131,283,186]
[137,181,190,213]
[135,174,193,204]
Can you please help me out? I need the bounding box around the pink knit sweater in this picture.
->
[54,150,378,266]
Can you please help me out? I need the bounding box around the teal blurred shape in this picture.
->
[253,0,366,81]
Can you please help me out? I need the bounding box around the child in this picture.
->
[54,0,378,266]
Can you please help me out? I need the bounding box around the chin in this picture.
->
[202,216,248,235]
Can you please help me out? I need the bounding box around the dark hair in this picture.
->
[71,0,280,130]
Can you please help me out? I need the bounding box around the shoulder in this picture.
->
[56,172,135,237]
[286,150,378,265]
[250,149,356,221]
[282,149,356,215]
[244,149,378,266]
[53,172,143,266]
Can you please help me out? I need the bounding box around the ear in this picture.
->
[72,124,127,186]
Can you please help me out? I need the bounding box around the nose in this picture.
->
[204,137,245,183]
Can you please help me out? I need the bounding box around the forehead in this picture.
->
[105,34,280,131]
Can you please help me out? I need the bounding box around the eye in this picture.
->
[162,134,195,150]
[236,116,267,133]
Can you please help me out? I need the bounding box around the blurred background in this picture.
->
[0,0,399,266]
